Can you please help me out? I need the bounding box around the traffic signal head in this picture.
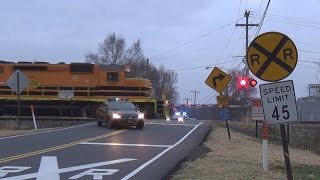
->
[249,79,257,87]
[237,76,257,89]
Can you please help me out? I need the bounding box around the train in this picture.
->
[0,61,169,118]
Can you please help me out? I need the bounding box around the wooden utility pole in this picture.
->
[190,91,200,105]
[183,98,192,105]
[236,10,259,100]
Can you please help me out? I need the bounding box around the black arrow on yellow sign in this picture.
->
[212,74,225,88]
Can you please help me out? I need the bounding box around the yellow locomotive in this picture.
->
[0,61,165,118]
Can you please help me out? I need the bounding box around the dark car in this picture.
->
[96,99,144,129]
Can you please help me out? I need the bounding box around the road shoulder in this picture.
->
[173,122,320,180]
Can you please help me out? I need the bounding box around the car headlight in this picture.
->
[178,117,183,122]
[112,113,121,119]
[166,118,170,121]
[138,113,144,119]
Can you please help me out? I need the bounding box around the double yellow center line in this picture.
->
[0,129,126,164]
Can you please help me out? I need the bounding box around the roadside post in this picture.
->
[219,106,231,139]
[205,67,232,139]
[247,31,298,179]
[58,90,74,124]
[262,121,268,170]
[30,105,38,129]
[251,99,264,137]
[6,70,30,129]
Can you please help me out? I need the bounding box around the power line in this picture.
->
[199,92,213,104]
[265,18,320,29]
[149,23,232,61]
[300,49,320,54]
[254,0,271,38]
[236,0,242,22]
[214,26,237,66]
[251,0,265,26]
[263,13,320,25]
[298,63,319,70]
[172,59,242,71]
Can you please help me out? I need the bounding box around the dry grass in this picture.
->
[173,123,320,180]
[0,128,60,137]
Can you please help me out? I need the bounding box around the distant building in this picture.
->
[297,96,320,123]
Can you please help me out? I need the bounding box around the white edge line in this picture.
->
[146,122,197,126]
[0,123,95,140]
[79,142,172,148]
[121,122,203,180]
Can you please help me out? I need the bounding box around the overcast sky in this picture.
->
[0,0,319,104]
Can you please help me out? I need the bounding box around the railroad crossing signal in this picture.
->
[247,32,298,82]
[205,67,231,94]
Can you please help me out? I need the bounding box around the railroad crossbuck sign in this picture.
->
[247,32,298,82]
[259,80,298,125]
[205,67,231,94]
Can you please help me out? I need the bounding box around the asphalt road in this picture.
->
[0,119,211,180]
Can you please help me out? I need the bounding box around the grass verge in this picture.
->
[173,121,320,180]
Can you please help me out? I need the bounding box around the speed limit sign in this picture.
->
[217,95,228,107]
[259,80,298,125]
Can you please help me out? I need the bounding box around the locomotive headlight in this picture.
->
[138,113,144,119]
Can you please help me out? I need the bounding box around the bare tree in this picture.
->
[86,33,126,64]
[85,33,180,103]
[125,40,148,78]
[125,39,144,64]
[153,65,179,103]
[85,52,100,64]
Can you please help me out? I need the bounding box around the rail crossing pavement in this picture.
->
[0,120,210,179]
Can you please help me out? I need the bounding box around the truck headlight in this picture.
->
[138,113,144,119]
[112,113,121,119]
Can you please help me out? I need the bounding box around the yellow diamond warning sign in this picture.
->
[205,67,231,94]
[247,32,298,82]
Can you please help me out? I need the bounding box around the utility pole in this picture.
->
[190,91,200,105]
[183,98,192,105]
[236,10,259,101]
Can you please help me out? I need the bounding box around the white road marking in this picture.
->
[1,158,136,180]
[79,142,172,148]
[36,156,59,180]
[146,122,197,126]
[69,169,119,179]
[0,123,95,140]
[121,122,203,180]
[0,166,31,178]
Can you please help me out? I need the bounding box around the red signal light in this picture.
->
[240,79,247,86]
[249,79,257,87]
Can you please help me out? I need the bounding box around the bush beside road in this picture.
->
[173,121,320,180]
